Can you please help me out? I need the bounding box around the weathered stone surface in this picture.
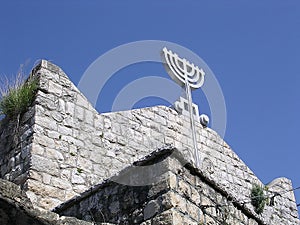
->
[0,60,298,224]
[54,150,299,225]
[144,200,160,220]
[31,155,60,176]
[0,178,113,225]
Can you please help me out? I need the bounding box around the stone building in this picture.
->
[0,60,299,224]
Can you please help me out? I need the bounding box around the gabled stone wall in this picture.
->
[0,60,298,224]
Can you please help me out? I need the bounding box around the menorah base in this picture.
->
[174,96,200,122]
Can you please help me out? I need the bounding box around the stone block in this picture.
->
[75,105,85,121]
[42,173,52,184]
[39,197,63,210]
[58,125,73,136]
[71,170,86,184]
[144,200,160,220]
[170,192,187,214]
[28,179,66,200]
[79,148,92,159]
[172,210,184,225]
[45,148,64,162]
[190,185,200,205]
[151,209,173,225]
[76,94,89,109]
[29,170,42,181]
[73,184,87,194]
[148,179,169,198]
[178,179,191,198]
[31,155,59,176]
[46,129,61,139]
[48,80,63,97]
[66,102,75,115]
[85,109,94,125]
[103,132,117,143]
[167,171,177,190]
[51,177,72,190]
[93,164,107,177]
[63,116,74,128]
[35,116,58,131]
[77,156,93,172]
[39,96,58,111]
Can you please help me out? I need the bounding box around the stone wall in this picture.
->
[0,178,114,225]
[55,149,299,225]
[0,100,34,187]
[0,60,298,224]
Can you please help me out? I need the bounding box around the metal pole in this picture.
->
[184,70,200,168]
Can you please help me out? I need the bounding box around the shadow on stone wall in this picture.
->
[0,104,34,188]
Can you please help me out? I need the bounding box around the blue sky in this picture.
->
[1,1,300,208]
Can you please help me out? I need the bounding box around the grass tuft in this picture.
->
[0,71,38,119]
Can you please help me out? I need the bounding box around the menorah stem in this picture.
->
[185,78,200,168]
[162,47,205,168]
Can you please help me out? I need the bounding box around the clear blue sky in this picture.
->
[1,1,300,208]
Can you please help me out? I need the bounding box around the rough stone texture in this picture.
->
[0,60,298,224]
[0,106,34,187]
[0,178,113,225]
[55,149,299,225]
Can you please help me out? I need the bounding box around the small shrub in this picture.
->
[251,184,267,214]
[77,168,84,173]
[0,72,38,119]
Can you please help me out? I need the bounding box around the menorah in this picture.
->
[161,47,205,167]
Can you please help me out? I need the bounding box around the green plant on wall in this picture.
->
[77,168,84,174]
[0,72,38,120]
[251,184,267,214]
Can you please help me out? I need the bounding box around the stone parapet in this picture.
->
[0,178,113,225]
[55,148,299,225]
